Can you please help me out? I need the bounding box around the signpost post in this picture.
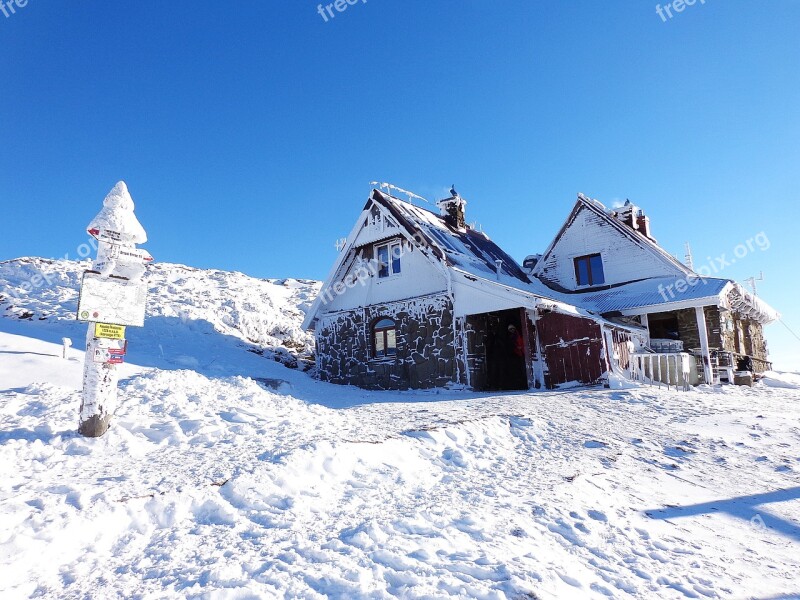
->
[77,181,151,438]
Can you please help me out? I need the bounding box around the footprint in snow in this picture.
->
[584,440,607,449]
[557,572,583,588]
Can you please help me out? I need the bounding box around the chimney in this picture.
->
[613,200,656,243]
[437,188,467,231]
[636,212,653,241]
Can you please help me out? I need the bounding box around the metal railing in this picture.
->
[631,352,693,391]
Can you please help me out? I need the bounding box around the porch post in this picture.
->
[519,308,532,389]
[695,306,713,385]
[640,313,650,339]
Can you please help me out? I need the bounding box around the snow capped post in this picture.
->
[76,182,152,438]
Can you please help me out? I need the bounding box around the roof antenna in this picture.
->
[745,272,764,296]
[684,242,694,270]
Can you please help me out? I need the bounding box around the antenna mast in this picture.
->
[684,242,694,270]
[744,271,764,296]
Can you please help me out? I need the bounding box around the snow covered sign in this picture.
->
[92,339,127,364]
[79,181,151,438]
[90,240,153,280]
[77,271,147,327]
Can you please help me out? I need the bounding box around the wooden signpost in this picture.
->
[77,182,151,438]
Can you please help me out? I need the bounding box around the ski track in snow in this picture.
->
[1,258,800,599]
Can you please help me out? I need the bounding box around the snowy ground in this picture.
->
[2,259,800,599]
[2,328,799,599]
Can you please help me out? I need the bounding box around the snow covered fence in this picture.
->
[658,230,770,302]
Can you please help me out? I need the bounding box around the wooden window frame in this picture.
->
[574,253,605,287]
[372,318,398,359]
[376,241,402,279]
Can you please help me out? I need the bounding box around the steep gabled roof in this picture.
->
[532,194,694,289]
[528,196,779,323]
[302,189,535,330]
[371,190,531,286]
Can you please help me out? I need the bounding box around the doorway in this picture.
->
[465,308,529,391]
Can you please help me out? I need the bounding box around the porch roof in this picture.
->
[529,276,779,324]
[569,276,730,314]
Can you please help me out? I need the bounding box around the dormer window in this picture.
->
[376,241,402,278]
[574,253,605,286]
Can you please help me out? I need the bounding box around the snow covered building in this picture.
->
[302,189,777,391]
[530,195,778,385]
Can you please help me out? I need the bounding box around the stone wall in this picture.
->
[315,293,456,390]
[710,306,769,368]
[684,304,769,371]
[675,308,701,350]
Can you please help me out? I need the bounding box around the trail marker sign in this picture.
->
[78,181,150,438]
[77,272,147,327]
[94,323,126,339]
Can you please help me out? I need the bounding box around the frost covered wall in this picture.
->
[537,203,684,291]
[320,239,447,314]
[315,293,456,390]
[706,294,770,371]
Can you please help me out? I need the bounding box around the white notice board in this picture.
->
[77,271,148,327]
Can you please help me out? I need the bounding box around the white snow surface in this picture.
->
[2,259,800,600]
[87,181,148,244]
[1,257,320,369]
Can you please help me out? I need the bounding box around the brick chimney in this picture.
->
[437,190,467,231]
[613,200,656,243]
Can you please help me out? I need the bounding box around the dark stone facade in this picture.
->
[650,303,769,373]
[706,295,769,371]
[315,293,457,390]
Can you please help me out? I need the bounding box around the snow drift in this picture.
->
[0,257,321,369]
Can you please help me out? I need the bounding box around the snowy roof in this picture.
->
[538,276,730,314]
[303,189,779,330]
[532,194,694,285]
[372,191,532,286]
[525,276,779,324]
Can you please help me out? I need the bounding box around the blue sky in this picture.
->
[1,1,799,368]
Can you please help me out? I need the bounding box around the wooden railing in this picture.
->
[631,352,693,391]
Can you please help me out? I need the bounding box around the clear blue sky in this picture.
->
[1,1,799,368]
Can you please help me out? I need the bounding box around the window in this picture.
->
[574,253,605,286]
[373,318,397,358]
[376,241,402,278]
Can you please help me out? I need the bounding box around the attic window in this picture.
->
[376,241,402,278]
[373,318,397,358]
[574,253,605,286]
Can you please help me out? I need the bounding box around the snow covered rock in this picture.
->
[0,257,321,367]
